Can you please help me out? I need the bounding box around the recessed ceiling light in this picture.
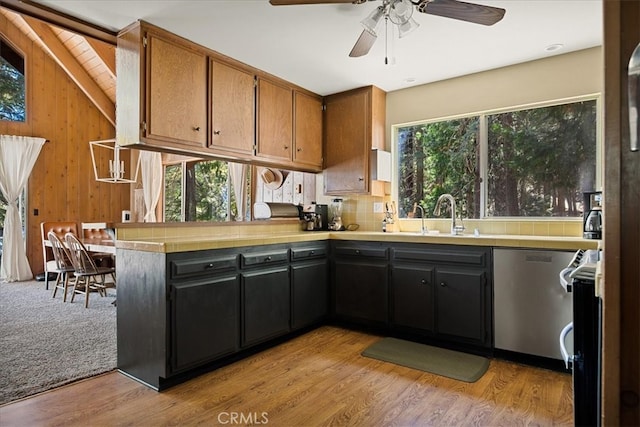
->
[544,43,564,53]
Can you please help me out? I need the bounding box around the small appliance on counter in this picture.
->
[253,202,302,220]
[301,203,328,231]
[583,191,603,239]
[382,201,397,232]
[329,199,345,231]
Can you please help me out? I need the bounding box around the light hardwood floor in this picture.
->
[0,326,573,426]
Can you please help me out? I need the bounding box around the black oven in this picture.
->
[560,250,601,426]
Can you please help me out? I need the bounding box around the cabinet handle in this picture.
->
[355,249,361,255]
[205,263,215,269]
[193,126,201,132]
[213,130,221,135]
[309,250,315,256]
[358,177,364,181]
[265,256,272,262]
[440,282,447,287]
[421,279,428,285]
[283,145,289,150]
[297,147,302,152]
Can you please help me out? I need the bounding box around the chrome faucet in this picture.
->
[434,194,465,235]
[413,202,427,235]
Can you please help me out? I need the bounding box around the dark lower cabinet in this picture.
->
[391,264,435,332]
[435,267,486,344]
[117,242,327,390]
[389,244,492,349]
[332,242,389,325]
[242,266,291,346]
[291,259,328,329]
[117,239,491,391]
[171,275,239,372]
[334,260,388,323]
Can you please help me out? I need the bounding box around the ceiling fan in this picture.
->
[269,0,506,57]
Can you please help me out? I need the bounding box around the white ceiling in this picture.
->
[30,0,602,96]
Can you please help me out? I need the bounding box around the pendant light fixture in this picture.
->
[89,138,140,184]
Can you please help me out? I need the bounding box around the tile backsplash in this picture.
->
[316,193,583,237]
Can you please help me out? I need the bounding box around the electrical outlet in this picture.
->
[373,202,383,213]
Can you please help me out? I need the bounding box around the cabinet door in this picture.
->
[256,78,293,162]
[291,259,328,329]
[242,266,290,346]
[324,89,369,194]
[210,59,255,155]
[435,268,486,344]
[293,91,323,169]
[392,265,435,332]
[146,33,207,147]
[334,260,388,324]
[171,275,239,372]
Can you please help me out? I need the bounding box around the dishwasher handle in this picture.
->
[559,321,574,369]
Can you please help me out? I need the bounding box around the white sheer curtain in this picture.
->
[229,162,248,221]
[0,135,46,282]
[139,151,163,222]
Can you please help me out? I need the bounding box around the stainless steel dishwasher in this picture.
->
[493,248,574,360]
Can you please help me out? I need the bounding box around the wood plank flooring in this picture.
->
[0,326,573,426]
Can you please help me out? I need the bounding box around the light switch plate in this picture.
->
[373,202,383,213]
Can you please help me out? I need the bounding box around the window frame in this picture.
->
[0,36,28,124]
[392,93,602,220]
[162,159,235,223]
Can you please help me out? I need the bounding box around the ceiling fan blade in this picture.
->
[349,30,377,57]
[270,0,356,5]
[416,0,505,26]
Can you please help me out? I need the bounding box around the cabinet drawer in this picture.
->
[334,245,387,259]
[241,250,289,268]
[170,255,238,279]
[393,248,487,267]
[291,245,327,261]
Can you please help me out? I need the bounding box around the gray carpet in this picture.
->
[362,337,490,383]
[0,279,117,405]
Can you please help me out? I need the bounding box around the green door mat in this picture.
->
[362,337,489,383]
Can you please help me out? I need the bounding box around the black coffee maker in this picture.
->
[583,191,603,239]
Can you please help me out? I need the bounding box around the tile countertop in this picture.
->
[115,230,598,253]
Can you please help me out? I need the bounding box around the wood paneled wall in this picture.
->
[602,2,640,425]
[0,13,130,275]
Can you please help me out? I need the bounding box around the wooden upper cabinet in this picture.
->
[293,91,323,170]
[145,32,208,148]
[323,85,386,195]
[117,21,322,172]
[256,77,293,163]
[209,59,255,155]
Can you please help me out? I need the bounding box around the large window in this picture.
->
[0,38,26,122]
[164,159,249,222]
[397,98,598,218]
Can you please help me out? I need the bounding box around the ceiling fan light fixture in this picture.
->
[361,5,385,36]
[389,0,414,24]
[397,17,419,38]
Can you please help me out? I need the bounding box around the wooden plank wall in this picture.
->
[0,14,130,275]
[253,168,316,208]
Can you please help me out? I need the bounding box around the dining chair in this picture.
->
[47,231,76,302]
[40,222,78,290]
[64,232,116,308]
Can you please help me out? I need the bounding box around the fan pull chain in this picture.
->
[384,16,389,65]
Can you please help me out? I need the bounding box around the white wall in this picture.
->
[386,47,603,137]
